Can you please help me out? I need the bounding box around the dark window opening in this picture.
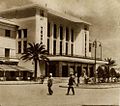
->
[47,39,50,54]
[5,48,10,58]
[60,26,63,40]
[66,27,69,41]
[60,41,62,55]
[71,44,73,56]
[18,41,21,53]
[90,67,94,77]
[47,22,50,37]
[85,32,87,56]
[40,10,44,16]
[84,25,89,30]
[23,41,27,53]
[89,43,91,52]
[5,30,10,37]
[54,24,57,38]
[53,40,56,55]
[71,29,74,42]
[18,30,21,38]
[66,43,68,55]
[62,66,68,77]
[23,29,27,38]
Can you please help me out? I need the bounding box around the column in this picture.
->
[49,22,54,54]
[35,8,40,43]
[62,26,66,55]
[55,63,59,77]
[3,71,6,81]
[56,24,60,55]
[21,30,24,53]
[68,27,71,55]
[59,62,62,77]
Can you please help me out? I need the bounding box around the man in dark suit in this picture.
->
[66,74,76,95]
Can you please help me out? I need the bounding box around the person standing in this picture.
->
[47,75,53,95]
[66,74,76,95]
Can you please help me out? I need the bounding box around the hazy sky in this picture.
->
[0,0,120,66]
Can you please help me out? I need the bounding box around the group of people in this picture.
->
[47,74,77,95]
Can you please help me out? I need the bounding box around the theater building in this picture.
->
[0,4,107,79]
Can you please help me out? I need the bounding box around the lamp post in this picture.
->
[93,40,102,83]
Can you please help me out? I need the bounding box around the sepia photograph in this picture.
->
[0,0,120,106]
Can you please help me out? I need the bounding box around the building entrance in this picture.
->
[62,66,68,77]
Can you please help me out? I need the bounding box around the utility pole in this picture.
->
[94,40,97,83]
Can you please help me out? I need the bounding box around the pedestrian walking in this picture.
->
[66,74,76,95]
[47,74,53,95]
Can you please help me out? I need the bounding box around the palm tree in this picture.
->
[97,66,104,83]
[110,68,116,82]
[21,42,49,81]
[105,58,116,82]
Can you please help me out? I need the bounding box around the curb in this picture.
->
[59,83,120,89]
[0,81,42,85]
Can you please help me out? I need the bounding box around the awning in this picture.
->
[0,65,16,71]
[10,65,33,72]
[0,65,33,72]
[48,56,108,64]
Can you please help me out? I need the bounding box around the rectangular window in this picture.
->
[18,41,21,53]
[18,30,21,38]
[85,32,87,56]
[60,26,63,40]
[47,39,50,54]
[66,27,69,41]
[47,22,50,37]
[5,30,10,37]
[84,25,89,30]
[40,10,44,17]
[54,24,57,38]
[66,43,68,55]
[53,40,56,55]
[5,48,10,58]
[89,43,91,52]
[40,27,43,43]
[23,29,27,38]
[60,41,62,55]
[23,41,27,53]
[71,29,74,42]
[71,44,73,56]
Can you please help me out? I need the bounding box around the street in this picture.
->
[0,83,119,106]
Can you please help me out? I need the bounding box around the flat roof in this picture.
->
[0,4,91,25]
[0,17,18,26]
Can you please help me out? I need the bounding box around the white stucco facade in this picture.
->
[0,4,107,78]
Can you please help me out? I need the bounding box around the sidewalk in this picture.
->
[0,80,120,89]
[59,82,120,89]
[0,81,41,85]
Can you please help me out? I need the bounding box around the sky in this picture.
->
[0,0,120,66]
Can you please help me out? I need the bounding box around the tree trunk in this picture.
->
[107,66,110,83]
[34,60,37,81]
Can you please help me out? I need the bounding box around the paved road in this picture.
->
[0,83,119,106]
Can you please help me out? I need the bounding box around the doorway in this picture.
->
[62,66,68,77]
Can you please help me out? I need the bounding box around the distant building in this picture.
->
[0,4,107,80]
